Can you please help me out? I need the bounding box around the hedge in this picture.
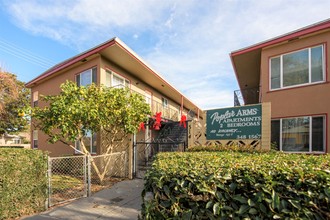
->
[141,151,330,219]
[0,148,48,219]
[187,145,260,153]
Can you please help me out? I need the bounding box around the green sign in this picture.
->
[206,104,262,140]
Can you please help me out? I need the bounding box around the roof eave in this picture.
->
[230,18,330,91]
[25,37,202,113]
[114,39,202,112]
[231,18,330,57]
[25,37,117,88]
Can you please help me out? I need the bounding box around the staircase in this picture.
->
[155,122,187,152]
[135,122,188,178]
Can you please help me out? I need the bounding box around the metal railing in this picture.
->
[118,85,180,121]
[149,99,179,121]
[234,87,260,106]
[134,141,186,178]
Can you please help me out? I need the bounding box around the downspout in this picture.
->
[180,95,184,116]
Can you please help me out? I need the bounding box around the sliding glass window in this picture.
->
[271,116,325,153]
[270,45,324,90]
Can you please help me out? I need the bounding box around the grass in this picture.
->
[51,174,84,191]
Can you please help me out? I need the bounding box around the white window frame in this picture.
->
[276,115,326,153]
[162,97,168,108]
[269,45,325,90]
[75,131,97,154]
[33,91,38,107]
[76,67,97,87]
[105,70,130,88]
[145,90,152,106]
[33,130,38,149]
[13,138,21,144]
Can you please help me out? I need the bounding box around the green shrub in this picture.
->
[187,144,270,153]
[141,151,330,219]
[0,148,48,219]
[187,145,259,152]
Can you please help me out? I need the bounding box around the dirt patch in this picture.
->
[50,177,127,206]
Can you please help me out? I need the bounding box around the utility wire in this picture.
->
[0,37,56,68]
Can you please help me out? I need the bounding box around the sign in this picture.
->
[206,104,262,140]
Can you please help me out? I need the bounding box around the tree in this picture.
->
[0,70,30,135]
[32,81,151,181]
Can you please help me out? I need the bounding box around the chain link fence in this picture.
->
[48,151,128,207]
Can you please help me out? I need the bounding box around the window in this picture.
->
[105,70,130,88]
[75,131,97,154]
[13,138,21,144]
[271,120,280,150]
[33,130,38,149]
[162,97,168,108]
[33,91,38,107]
[76,67,97,87]
[271,116,325,153]
[270,45,324,90]
[145,91,152,106]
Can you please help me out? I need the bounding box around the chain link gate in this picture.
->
[48,155,87,207]
[47,151,128,207]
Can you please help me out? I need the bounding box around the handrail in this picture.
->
[112,85,180,121]
[234,87,260,106]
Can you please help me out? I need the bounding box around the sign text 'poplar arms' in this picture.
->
[206,104,262,140]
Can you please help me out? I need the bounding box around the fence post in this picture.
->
[47,156,52,208]
[132,140,136,179]
[124,151,128,178]
[87,155,91,197]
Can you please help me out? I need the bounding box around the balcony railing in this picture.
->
[234,87,260,106]
[111,85,180,121]
[148,98,180,121]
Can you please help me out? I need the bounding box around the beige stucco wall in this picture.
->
[260,30,330,153]
[30,55,190,156]
[100,57,183,121]
[30,56,101,156]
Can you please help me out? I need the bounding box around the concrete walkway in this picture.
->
[22,179,144,220]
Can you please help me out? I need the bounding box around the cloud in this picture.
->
[4,0,179,49]
[3,0,330,109]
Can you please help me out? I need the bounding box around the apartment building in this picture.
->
[231,19,330,153]
[26,37,201,156]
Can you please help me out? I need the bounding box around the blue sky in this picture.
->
[0,0,329,109]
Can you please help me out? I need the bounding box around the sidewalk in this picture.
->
[22,179,144,220]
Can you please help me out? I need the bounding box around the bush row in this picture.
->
[187,145,260,152]
[0,148,48,220]
[141,151,330,219]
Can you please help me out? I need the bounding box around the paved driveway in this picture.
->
[22,179,144,220]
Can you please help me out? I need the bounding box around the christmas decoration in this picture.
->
[138,122,145,131]
[153,112,162,130]
[180,114,187,128]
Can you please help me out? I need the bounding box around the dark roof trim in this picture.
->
[231,19,330,57]
[25,38,117,87]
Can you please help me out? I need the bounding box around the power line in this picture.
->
[0,38,56,68]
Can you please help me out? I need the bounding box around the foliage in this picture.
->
[32,81,151,148]
[187,145,263,153]
[0,148,48,219]
[0,71,30,135]
[32,81,151,181]
[141,151,330,219]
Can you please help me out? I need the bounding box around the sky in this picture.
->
[0,0,329,110]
